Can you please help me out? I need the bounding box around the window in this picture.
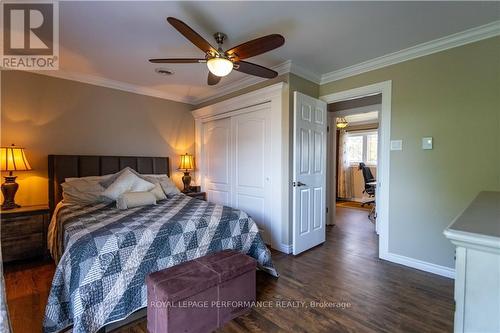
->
[366,133,378,165]
[346,130,378,165]
[346,135,363,163]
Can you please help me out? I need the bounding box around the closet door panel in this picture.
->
[236,194,267,241]
[236,119,265,190]
[232,106,272,244]
[203,117,232,206]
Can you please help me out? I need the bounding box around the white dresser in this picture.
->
[444,191,500,333]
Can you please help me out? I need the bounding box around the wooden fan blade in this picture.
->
[149,58,206,63]
[167,17,217,55]
[226,34,284,60]
[208,72,221,85]
[234,61,278,79]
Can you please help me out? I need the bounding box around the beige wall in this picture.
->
[320,36,500,268]
[1,71,195,206]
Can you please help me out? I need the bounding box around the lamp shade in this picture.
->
[0,145,32,172]
[178,153,194,171]
[207,57,233,77]
[336,117,348,129]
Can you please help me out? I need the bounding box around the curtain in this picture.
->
[0,241,12,333]
[337,130,354,199]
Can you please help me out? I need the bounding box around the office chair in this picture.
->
[359,163,377,223]
[359,162,376,197]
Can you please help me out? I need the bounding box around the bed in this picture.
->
[43,155,277,333]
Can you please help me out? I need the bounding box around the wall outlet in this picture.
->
[390,140,403,151]
[422,137,433,150]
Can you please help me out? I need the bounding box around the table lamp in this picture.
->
[178,153,194,193]
[1,144,32,210]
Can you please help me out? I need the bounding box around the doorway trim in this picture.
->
[320,80,392,260]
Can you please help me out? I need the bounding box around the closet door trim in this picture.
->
[193,82,287,252]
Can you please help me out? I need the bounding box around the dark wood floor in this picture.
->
[4,206,454,333]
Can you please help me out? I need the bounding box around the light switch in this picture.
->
[422,137,433,150]
[390,140,403,151]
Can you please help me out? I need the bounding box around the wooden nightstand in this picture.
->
[1,205,50,263]
[185,191,207,201]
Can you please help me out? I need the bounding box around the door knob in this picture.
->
[293,181,307,187]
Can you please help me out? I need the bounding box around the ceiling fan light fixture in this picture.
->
[207,57,233,77]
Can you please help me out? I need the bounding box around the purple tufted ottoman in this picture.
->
[146,250,256,333]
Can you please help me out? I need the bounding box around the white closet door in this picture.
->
[231,106,272,244]
[203,117,232,206]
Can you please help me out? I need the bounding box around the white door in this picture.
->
[203,117,232,206]
[231,105,272,244]
[293,92,327,255]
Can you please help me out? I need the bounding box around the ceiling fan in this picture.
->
[149,17,285,85]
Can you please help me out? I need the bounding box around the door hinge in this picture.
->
[326,207,329,214]
[327,125,330,133]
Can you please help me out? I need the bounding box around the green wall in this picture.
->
[320,37,500,268]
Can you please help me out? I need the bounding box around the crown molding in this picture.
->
[27,70,194,104]
[191,60,322,105]
[191,60,292,105]
[320,20,500,85]
[192,82,286,119]
[18,21,498,104]
[289,62,321,84]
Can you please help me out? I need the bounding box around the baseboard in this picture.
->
[381,252,455,279]
[274,243,292,254]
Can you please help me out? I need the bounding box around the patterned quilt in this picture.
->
[43,194,277,333]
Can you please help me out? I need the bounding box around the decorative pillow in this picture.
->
[150,183,167,201]
[141,174,168,184]
[160,178,181,197]
[102,169,155,201]
[61,178,107,205]
[116,191,156,210]
[99,167,133,188]
[100,168,168,186]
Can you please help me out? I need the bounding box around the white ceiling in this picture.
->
[47,1,499,104]
[345,111,379,125]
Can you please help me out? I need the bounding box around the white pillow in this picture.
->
[61,176,111,205]
[62,181,105,205]
[160,178,181,197]
[102,169,155,201]
[141,174,168,182]
[116,191,156,210]
[150,183,167,201]
[66,174,113,183]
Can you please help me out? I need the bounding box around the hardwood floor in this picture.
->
[4,206,454,333]
[336,200,372,211]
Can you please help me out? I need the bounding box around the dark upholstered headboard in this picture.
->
[48,155,170,214]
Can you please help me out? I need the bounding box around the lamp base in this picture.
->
[181,172,192,193]
[1,176,20,210]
